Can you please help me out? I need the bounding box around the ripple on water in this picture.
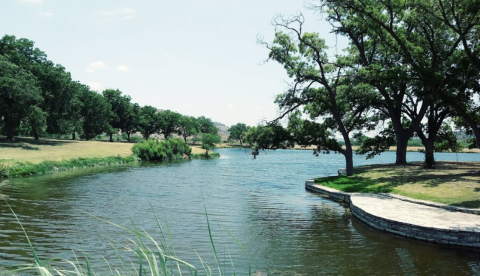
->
[1,149,480,275]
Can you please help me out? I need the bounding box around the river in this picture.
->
[1,149,480,275]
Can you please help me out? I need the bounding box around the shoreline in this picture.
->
[216,144,480,153]
[305,181,480,248]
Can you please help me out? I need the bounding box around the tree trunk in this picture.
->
[72,132,76,140]
[33,129,39,140]
[239,139,243,147]
[127,132,131,143]
[344,144,354,176]
[85,132,90,141]
[183,135,187,143]
[395,134,409,165]
[109,133,113,142]
[423,139,435,169]
[4,117,17,140]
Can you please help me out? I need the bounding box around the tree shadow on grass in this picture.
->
[316,162,480,195]
[0,137,74,149]
[451,200,480,209]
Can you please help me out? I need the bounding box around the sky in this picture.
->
[1,0,347,127]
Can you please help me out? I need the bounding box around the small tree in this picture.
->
[201,133,221,157]
[228,123,249,146]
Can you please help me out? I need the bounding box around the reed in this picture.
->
[3,203,251,276]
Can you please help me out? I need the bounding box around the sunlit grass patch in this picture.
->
[315,162,480,208]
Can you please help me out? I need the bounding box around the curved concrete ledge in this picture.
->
[306,180,480,248]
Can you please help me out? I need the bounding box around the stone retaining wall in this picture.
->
[350,199,480,247]
[305,180,480,248]
[305,180,351,204]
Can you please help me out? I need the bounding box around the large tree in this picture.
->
[228,123,249,146]
[77,86,112,140]
[314,0,476,167]
[262,16,375,175]
[138,105,160,139]
[102,89,133,142]
[0,57,43,140]
[177,115,198,143]
[157,110,181,139]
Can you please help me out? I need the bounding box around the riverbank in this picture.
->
[0,137,214,178]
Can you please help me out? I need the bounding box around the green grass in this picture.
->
[314,162,480,208]
[0,156,140,178]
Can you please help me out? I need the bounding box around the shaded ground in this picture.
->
[315,162,480,208]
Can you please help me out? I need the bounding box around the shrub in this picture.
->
[132,138,192,161]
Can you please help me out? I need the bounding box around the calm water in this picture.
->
[1,149,480,275]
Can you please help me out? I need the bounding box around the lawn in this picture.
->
[0,137,207,164]
[315,161,480,208]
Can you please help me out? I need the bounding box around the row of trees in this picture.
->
[247,0,480,175]
[0,35,219,142]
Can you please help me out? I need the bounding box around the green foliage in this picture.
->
[227,123,249,145]
[243,123,294,158]
[435,124,464,153]
[77,86,112,140]
[157,110,181,139]
[0,56,43,139]
[132,138,192,161]
[200,133,221,157]
[138,105,160,139]
[0,156,139,178]
[177,115,199,143]
[102,89,134,142]
[197,116,218,135]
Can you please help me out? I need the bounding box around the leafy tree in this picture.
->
[32,61,76,139]
[313,0,479,168]
[102,89,132,142]
[177,115,198,143]
[197,116,218,134]
[138,105,160,139]
[243,122,294,157]
[0,57,43,140]
[157,110,181,139]
[228,123,249,146]
[122,102,140,142]
[77,86,112,140]
[201,133,221,157]
[261,16,375,175]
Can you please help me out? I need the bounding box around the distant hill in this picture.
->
[214,122,230,141]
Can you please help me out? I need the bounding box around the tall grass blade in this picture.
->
[204,204,223,276]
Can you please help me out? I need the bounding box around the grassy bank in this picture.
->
[0,155,140,178]
[314,161,480,208]
[0,138,216,178]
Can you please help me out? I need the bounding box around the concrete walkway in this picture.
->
[306,181,480,247]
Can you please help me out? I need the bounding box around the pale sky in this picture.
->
[1,0,346,127]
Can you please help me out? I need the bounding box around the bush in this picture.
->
[131,138,192,161]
